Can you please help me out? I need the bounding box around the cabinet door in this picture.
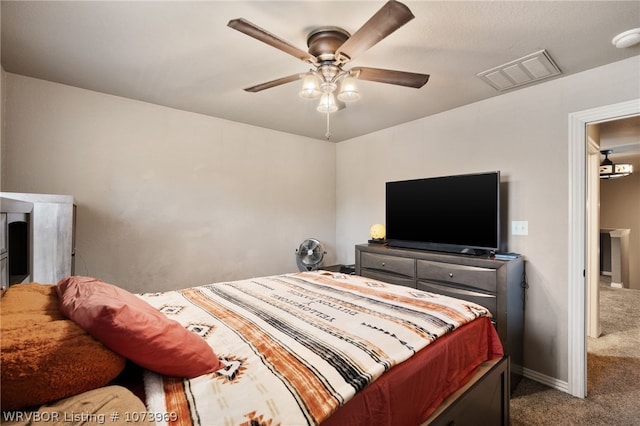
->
[0,213,6,253]
[0,254,7,289]
[417,259,497,293]
[417,280,497,318]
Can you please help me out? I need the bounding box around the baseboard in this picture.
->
[611,282,623,288]
[522,367,569,393]
[511,362,523,376]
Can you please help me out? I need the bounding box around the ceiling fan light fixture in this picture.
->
[317,92,339,113]
[228,1,430,139]
[600,150,634,179]
[299,72,321,99]
[337,75,361,102]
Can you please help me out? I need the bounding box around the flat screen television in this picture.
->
[385,171,500,255]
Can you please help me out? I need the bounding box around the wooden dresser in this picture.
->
[355,243,525,388]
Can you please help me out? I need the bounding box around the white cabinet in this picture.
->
[1,193,75,285]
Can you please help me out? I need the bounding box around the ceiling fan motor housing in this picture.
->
[307,27,351,62]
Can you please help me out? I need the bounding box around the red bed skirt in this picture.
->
[322,317,503,426]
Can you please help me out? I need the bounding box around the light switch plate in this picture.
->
[512,221,528,235]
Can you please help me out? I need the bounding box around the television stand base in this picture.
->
[386,241,493,257]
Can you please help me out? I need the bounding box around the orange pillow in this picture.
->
[1,283,125,410]
[57,276,223,378]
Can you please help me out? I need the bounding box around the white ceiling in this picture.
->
[1,1,639,142]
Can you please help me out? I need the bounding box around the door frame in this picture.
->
[567,99,640,397]
[586,134,601,340]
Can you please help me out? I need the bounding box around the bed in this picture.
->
[1,271,508,425]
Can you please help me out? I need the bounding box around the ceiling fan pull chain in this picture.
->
[325,112,332,140]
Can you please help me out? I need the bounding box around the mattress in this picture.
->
[140,271,503,425]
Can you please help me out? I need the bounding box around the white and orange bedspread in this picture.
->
[141,271,501,426]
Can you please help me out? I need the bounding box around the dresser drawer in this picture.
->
[417,259,497,293]
[360,252,415,278]
[417,280,497,318]
[360,269,415,289]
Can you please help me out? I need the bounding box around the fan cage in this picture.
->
[296,239,326,271]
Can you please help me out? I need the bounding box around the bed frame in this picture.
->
[423,357,509,425]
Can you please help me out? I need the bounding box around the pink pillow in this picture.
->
[57,276,223,378]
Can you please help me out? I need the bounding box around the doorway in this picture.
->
[586,116,640,338]
[568,99,640,398]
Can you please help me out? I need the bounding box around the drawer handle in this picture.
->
[381,262,386,267]
[449,272,454,278]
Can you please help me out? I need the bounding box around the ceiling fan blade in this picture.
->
[244,74,302,93]
[228,18,314,64]
[351,67,430,88]
[335,0,415,62]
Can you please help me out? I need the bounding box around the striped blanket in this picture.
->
[141,271,492,426]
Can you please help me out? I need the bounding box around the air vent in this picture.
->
[477,49,562,91]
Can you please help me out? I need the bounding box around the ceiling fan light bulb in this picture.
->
[337,75,361,102]
[299,73,321,99]
[317,92,338,113]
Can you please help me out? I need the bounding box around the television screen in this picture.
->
[385,171,500,254]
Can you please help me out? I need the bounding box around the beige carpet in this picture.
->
[510,283,640,425]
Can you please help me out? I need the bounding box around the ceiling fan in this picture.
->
[227,0,429,137]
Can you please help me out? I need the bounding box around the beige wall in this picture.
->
[1,67,4,189]
[2,74,336,293]
[1,7,3,191]
[598,117,640,290]
[600,172,640,289]
[336,56,640,383]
